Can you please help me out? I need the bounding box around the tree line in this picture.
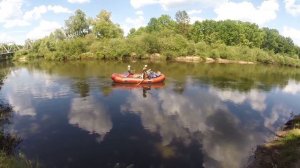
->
[15,9,300,67]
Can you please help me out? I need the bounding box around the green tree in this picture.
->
[147,15,176,32]
[65,9,90,37]
[129,28,136,35]
[190,20,220,44]
[261,28,296,55]
[50,29,66,41]
[92,10,123,39]
[24,39,34,50]
[175,10,190,37]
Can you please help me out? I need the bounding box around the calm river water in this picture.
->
[1,61,300,168]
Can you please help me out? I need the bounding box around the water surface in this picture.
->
[1,61,300,168]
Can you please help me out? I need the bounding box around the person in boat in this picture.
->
[127,65,133,75]
[142,65,148,79]
[142,64,161,79]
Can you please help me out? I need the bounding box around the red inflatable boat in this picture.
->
[112,82,165,89]
[111,73,165,84]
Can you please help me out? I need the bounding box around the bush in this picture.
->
[160,34,189,58]
[195,41,209,57]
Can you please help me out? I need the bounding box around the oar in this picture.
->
[136,79,144,86]
[136,72,146,86]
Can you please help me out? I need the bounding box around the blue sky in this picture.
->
[1,0,300,46]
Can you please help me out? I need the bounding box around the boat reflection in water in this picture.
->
[112,82,165,98]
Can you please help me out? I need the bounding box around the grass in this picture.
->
[0,103,39,168]
[0,151,39,168]
[249,116,300,168]
[273,129,300,168]
[0,134,39,168]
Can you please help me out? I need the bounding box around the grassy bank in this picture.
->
[0,151,38,168]
[1,101,37,168]
[249,116,300,168]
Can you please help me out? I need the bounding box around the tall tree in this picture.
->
[147,15,176,33]
[65,9,90,38]
[50,29,66,41]
[92,10,123,39]
[175,10,190,37]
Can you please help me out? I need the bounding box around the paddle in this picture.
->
[136,78,144,86]
[136,72,146,86]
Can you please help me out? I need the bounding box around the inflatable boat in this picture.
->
[111,73,165,84]
[112,82,165,89]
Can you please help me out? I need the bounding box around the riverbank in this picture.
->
[248,116,300,168]
[14,42,300,68]
[0,151,38,168]
[0,102,37,168]
[174,56,255,64]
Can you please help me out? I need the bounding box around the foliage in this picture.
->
[175,10,190,37]
[0,151,39,168]
[269,128,300,168]
[49,29,66,41]
[15,9,300,67]
[92,10,123,39]
[147,15,176,33]
[65,9,90,37]
[159,34,191,58]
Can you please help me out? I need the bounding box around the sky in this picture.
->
[1,0,300,46]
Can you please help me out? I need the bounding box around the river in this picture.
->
[1,60,300,168]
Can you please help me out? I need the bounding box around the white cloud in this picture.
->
[0,0,23,22]
[23,5,48,20]
[215,0,279,25]
[136,10,144,15]
[285,0,300,16]
[159,0,199,10]
[68,0,90,4]
[283,26,300,46]
[0,0,30,28]
[3,19,29,28]
[187,9,202,15]
[48,5,73,14]
[24,5,72,21]
[125,16,145,27]
[121,10,146,35]
[0,32,26,44]
[0,0,71,30]
[130,0,158,9]
[26,20,62,40]
[0,33,14,43]
[190,16,203,23]
[188,9,202,23]
[130,0,225,10]
[282,80,300,94]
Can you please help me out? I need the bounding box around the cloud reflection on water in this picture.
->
[282,80,300,95]
[120,83,291,168]
[2,68,70,116]
[69,96,112,139]
[210,88,266,112]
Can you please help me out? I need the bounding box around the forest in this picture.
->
[14,9,300,67]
